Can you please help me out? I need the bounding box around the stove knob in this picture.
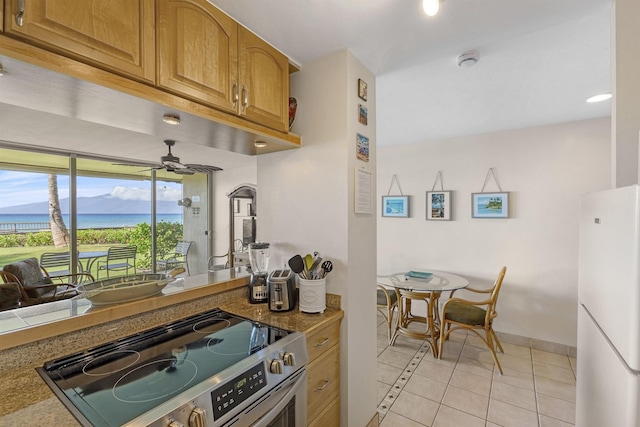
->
[280,352,295,366]
[270,358,284,374]
[168,422,184,427]
[189,407,206,427]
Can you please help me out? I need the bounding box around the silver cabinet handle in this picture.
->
[16,0,25,26]
[314,379,330,392]
[232,82,238,108]
[241,86,248,112]
[314,337,329,347]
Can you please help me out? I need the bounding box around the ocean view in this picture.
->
[0,213,183,229]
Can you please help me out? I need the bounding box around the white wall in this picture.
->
[378,117,610,346]
[257,50,378,427]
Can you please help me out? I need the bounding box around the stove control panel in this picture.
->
[211,363,267,421]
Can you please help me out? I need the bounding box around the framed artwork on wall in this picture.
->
[471,192,510,218]
[356,133,369,162]
[358,104,368,125]
[426,191,451,220]
[358,78,368,101]
[382,195,409,218]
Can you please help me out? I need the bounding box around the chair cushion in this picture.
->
[444,301,487,326]
[377,289,398,305]
[0,283,21,310]
[3,258,54,297]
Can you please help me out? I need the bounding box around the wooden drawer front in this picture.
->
[6,0,155,83]
[309,396,340,427]
[306,319,340,363]
[307,344,340,422]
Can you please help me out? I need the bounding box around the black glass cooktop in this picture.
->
[37,309,289,427]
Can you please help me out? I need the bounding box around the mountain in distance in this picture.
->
[0,194,182,214]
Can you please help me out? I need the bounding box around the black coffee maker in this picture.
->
[248,242,269,303]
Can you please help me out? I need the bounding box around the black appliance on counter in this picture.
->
[37,309,308,427]
[268,269,297,312]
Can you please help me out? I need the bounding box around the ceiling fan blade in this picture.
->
[183,164,223,173]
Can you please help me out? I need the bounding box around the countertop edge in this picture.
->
[0,273,249,351]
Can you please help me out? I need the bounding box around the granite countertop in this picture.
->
[219,294,344,336]
[0,275,342,426]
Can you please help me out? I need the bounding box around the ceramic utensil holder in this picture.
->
[298,278,326,313]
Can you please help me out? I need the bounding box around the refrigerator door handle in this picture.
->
[581,303,640,377]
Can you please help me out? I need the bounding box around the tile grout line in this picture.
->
[377,341,432,423]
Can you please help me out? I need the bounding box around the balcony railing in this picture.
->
[0,222,51,234]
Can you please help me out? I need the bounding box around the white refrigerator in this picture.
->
[577,185,640,427]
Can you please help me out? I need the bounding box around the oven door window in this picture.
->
[256,396,295,427]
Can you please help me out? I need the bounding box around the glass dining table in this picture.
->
[387,270,469,357]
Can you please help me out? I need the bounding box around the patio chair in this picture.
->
[0,257,94,307]
[157,241,192,275]
[40,251,73,280]
[96,246,137,279]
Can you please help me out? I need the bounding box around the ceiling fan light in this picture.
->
[423,0,439,16]
[162,114,181,125]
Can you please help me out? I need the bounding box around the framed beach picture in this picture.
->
[426,191,451,220]
[382,195,409,218]
[358,104,368,125]
[356,133,369,162]
[472,192,510,218]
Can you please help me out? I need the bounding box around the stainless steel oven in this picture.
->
[37,309,308,426]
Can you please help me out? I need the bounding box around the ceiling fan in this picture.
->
[117,140,223,175]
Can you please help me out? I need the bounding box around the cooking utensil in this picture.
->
[288,255,305,277]
[321,260,333,278]
[309,257,322,279]
[304,254,314,271]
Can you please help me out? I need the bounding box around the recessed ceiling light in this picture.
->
[254,141,267,148]
[586,93,612,103]
[422,0,440,16]
[162,114,181,125]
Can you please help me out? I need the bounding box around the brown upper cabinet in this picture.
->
[4,0,156,83]
[157,0,289,132]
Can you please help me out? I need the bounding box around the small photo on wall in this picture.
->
[382,196,409,218]
[426,191,452,220]
[356,133,369,162]
[358,78,368,101]
[358,104,368,125]
[472,192,510,218]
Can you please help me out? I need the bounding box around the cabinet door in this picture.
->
[5,0,155,82]
[157,0,238,114]
[238,26,289,132]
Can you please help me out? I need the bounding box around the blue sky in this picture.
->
[0,170,183,208]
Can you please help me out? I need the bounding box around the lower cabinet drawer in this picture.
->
[306,319,340,363]
[309,396,340,427]
[306,344,340,422]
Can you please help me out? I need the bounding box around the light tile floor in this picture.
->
[376,313,577,427]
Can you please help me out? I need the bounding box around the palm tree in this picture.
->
[48,174,69,248]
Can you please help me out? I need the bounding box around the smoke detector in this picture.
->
[456,50,479,68]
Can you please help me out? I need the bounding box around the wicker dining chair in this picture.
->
[439,266,507,374]
[377,280,398,343]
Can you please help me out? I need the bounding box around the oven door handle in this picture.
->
[250,371,306,427]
